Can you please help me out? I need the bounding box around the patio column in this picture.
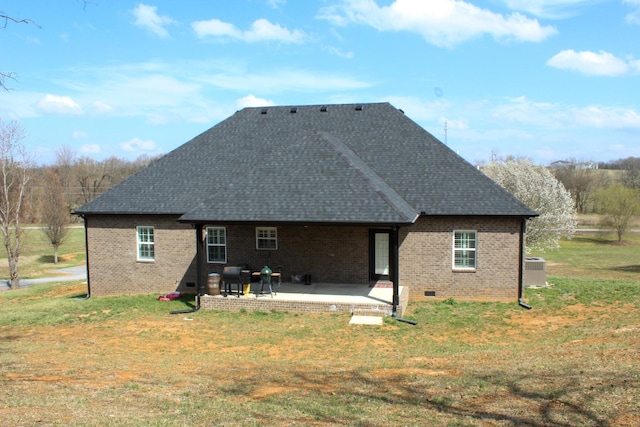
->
[391,225,400,313]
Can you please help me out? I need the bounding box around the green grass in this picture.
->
[0,224,638,426]
[530,230,640,281]
[0,226,86,279]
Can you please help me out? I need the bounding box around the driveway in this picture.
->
[1,265,87,291]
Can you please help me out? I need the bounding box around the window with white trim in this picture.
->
[137,226,155,261]
[453,230,476,270]
[206,227,227,263]
[256,227,277,250]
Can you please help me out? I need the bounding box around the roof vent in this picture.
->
[398,109,404,114]
[290,107,297,113]
[261,108,268,115]
[355,105,363,111]
[320,105,328,112]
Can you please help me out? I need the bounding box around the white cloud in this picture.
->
[323,45,354,59]
[27,60,372,127]
[547,50,632,76]
[571,105,640,129]
[200,69,372,93]
[93,101,114,114]
[624,0,640,24]
[36,94,83,115]
[385,95,452,122]
[81,144,101,154]
[502,0,604,19]
[72,130,88,139]
[268,0,287,8]
[235,94,275,109]
[120,137,158,152]
[192,18,307,43]
[318,0,557,48]
[492,96,640,130]
[131,3,176,38]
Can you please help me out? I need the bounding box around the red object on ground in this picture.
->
[158,292,181,301]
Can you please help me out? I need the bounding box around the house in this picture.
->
[74,102,537,313]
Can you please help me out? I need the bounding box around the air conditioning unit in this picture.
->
[524,257,546,287]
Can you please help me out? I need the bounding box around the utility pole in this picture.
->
[444,120,448,145]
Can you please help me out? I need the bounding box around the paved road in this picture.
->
[1,265,87,291]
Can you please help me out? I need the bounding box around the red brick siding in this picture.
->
[85,215,522,301]
[206,224,370,284]
[85,215,196,296]
[85,218,372,296]
[399,216,522,300]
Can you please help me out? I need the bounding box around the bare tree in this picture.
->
[552,160,603,213]
[41,170,70,263]
[1,13,39,91]
[0,119,33,289]
[53,145,79,212]
[76,156,113,205]
[619,157,640,189]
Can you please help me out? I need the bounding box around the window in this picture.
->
[137,226,154,261]
[453,230,476,270]
[206,227,227,263]
[256,227,277,250]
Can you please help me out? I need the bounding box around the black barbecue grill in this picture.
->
[221,265,250,297]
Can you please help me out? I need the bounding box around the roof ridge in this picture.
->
[318,131,418,223]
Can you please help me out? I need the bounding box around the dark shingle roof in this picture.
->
[75,102,537,223]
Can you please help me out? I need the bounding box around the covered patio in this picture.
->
[198,281,408,316]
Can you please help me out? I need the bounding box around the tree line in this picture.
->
[551,157,640,241]
[1,119,157,289]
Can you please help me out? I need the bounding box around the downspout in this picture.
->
[171,223,203,314]
[390,225,417,325]
[518,218,532,310]
[195,223,204,310]
[81,215,91,299]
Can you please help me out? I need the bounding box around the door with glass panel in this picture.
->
[369,230,390,280]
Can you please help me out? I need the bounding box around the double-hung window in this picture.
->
[206,227,227,263]
[453,230,477,270]
[137,226,155,261]
[256,227,277,250]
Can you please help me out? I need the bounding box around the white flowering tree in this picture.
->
[483,160,577,252]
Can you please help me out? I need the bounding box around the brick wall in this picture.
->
[399,216,523,300]
[85,214,523,301]
[217,224,370,284]
[85,215,196,296]
[85,217,372,296]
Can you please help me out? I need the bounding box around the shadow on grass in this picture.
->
[170,295,197,310]
[37,255,56,264]
[609,265,640,273]
[572,236,620,245]
[66,293,89,299]
[217,368,632,426]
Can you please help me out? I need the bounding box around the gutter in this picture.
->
[81,215,91,300]
[518,218,532,310]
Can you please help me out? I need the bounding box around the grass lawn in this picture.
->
[0,227,638,426]
[0,226,86,280]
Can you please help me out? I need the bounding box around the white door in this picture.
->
[374,233,390,276]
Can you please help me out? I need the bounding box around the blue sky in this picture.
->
[2,0,639,166]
